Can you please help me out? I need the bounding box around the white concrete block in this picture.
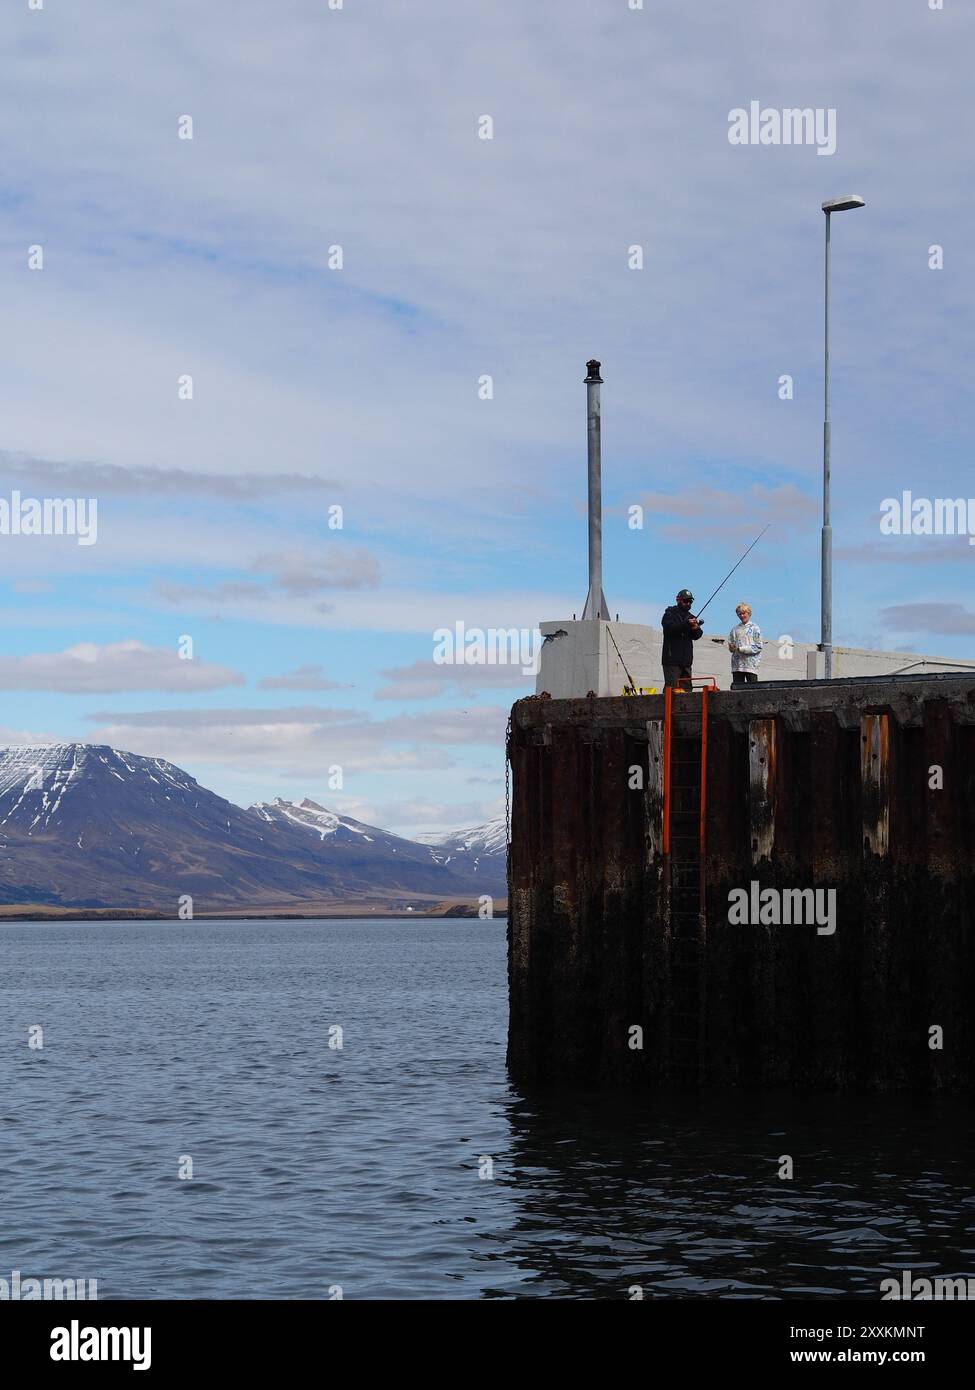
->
[535,617,972,698]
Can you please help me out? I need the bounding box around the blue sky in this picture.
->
[1,0,973,832]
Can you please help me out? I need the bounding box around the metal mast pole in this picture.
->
[582,359,610,621]
[822,211,833,680]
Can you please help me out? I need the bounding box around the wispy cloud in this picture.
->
[252,549,381,595]
[155,546,381,608]
[12,579,54,594]
[0,453,340,499]
[81,706,506,787]
[635,484,818,546]
[374,658,532,701]
[257,664,349,691]
[837,538,975,566]
[880,602,975,636]
[0,641,244,693]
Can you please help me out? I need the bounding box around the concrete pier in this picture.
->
[506,672,975,1091]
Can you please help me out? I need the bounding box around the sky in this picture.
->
[1,0,973,834]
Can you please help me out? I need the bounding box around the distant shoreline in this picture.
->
[0,903,507,922]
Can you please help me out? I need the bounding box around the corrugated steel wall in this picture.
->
[506,678,975,1090]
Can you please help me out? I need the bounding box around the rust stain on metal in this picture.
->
[662,685,673,856]
[860,712,890,856]
[645,719,664,862]
[748,718,777,863]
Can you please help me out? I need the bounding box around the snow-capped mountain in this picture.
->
[0,745,506,911]
[250,796,509,892]
[415,818,507,876]
[252,797,388,845]
[0,743,199,830]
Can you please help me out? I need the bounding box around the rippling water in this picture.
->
[1,919,972,1299]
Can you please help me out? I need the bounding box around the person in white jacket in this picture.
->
[728,602,763,686]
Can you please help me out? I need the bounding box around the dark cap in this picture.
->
[677,589,694,602]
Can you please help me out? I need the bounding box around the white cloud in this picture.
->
[12,579,54,594]
[82,704,506,786]
[257,664,349,691]
[0,641,244,693]
[0,722,65,747]
[881,603,975,636]
[375,658,533,701]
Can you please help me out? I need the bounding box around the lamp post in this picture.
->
[820,195,865,679]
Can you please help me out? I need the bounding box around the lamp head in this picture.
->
[822,195,866,213]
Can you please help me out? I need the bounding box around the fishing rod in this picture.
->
[606,623,637,692]
[693,524,771,624]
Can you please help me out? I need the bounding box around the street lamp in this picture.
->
[821,194,865,680]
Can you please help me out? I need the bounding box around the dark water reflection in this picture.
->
[487,1087,975,1299]
[1,919,971,1299]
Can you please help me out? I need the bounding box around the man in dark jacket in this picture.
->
[661,588,702,691]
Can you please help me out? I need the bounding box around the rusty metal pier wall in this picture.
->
[506,674,975,1090]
